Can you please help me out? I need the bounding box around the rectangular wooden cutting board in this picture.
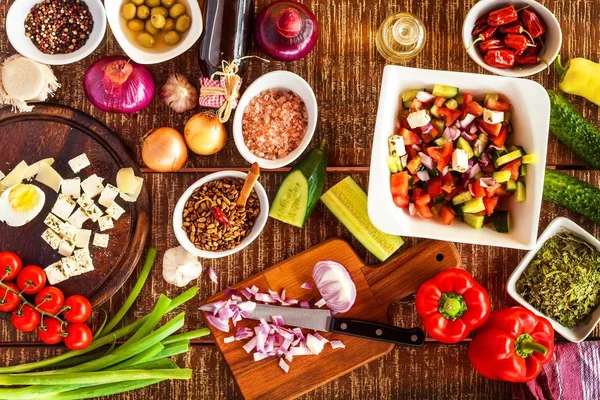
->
[203,238,460,399]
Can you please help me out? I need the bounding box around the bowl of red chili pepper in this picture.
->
[462,0,562,77]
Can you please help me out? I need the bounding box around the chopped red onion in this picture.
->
[255,293,275,303]
[443,127,460,141]
[250,285,259,294]
[300,282,314,290]
[279,358,290,373]
[468,163,481,179]
[206,314,229,333]
[460,113,476,128]
[299,300,310,309]
[224,336,235,344]
[442,166,449,176]
[469,123,478,134]
[315,298,327,308]
[400,154,409,168]
[208,267,218,284]
[416,91,435,103]
[272,315,285,327]
[480,177,496,187]
[468,183,475,196]
[408,203,416,216]
[330,340,345,349]
[416,169,430,182]
[306,334,325,355]
[461,130,477,141]
[240,288,252,299]
[419,152,433,170]
[420,123,434,135]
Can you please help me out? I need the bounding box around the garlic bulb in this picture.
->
[162,246,202,287]
[160,73,198,113]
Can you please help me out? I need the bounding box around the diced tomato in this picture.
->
[485,98,512,111]
[442,172,454,186]
[407,157,422,174]
[390,172,409,197]
[496,185,511,197]
[441,184,453,193]
[400,128,421,145]
[440,205,455,225]
[416,193,431,207]
[482,196,499,216]
[438,108,462,126]
[491,125,508,147]
[501,159,522,180]
[421,126,439,143]
[434,97,446,108]
[410,98,423,112]
[393,195,409,208]
[463,100,484,117]
[479,121,503,136]
[485,183,502,197]
[416,204,433,219]
[406,145,418,160]
[427,177,443,198]
[460,93,474,118]
[472,179,486,198]
[427,142,453,171]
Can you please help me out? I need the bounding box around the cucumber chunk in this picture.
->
[457,137,474,159]
[269,170,309,227]
[492,211,510,233]
[445,99,458,110]
[506,179,517,192]
[463,214,485,229]
[402,89,425,103]
[495,150,523,167]
[493,170,512,183]
[431,119,445,134]
[515,181,526,202]
[432,84,459,99]
[522,154,537,164]
[430,105,441,119]
[484,93,499,104]
[451,191,473,206]
[461,198,485,214]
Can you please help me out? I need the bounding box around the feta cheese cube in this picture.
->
[97,215,114,231]
[44,213,63,232]
[41,228,61,250]
[67,207,89,229]
[388,135,406,157]
[59,221,78,241]
[407,110,431,129]
[83,203,103,222]
[81,174,104,198]
[68,154,90,174]
[44,261,69,285]
[73,249,94,275]
[51,195,77,221]
[105,202,126,220]
[483,108,504,124]
[98,184,119,208]
[61,178,81,199]
[76,193,94,210]
[60,256,79,276]
[452,149,469,173]
[75,229,92,248]
[58,238,75,257]
[93,233,109,248]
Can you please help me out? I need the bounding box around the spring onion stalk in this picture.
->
[49,352,105,370]
[42,379,166,400]
[92,309,109,340]
[121,295,171,349]
[151,342,190,361]
[98,248,157,337]
[108,343,164,371]
[0,369,191,386]
[161,328,210,345]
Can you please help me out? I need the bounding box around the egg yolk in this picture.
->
[8,184,41,213]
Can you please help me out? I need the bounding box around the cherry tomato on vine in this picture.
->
[35,287,65,314]
[17,266,47,295]
[0,282,21,312]
[63,295,92,323]
[0,252,22,281]
[64,323,93,350]
[37,316,65,344]
[11,304,41,332]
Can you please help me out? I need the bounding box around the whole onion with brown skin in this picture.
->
[142,127,188,172]
[255,0,319,62]
[184,112,227,155]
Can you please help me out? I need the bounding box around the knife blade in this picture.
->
[201,303,425,346]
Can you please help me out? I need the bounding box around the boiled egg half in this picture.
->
[0,184,45,227]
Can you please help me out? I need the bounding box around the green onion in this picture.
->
[92,309,108,340]
[121,294,171,348]
[161,328,210,345]
[98,248,157,337]
[42,379,166,400]
[152,341,190,360]
[0,369,191,386]
[108,343,164,371]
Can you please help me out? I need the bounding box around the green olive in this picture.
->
[145,0,161,7]
[161,18,175,31]
[150,6,168,17]
[169,3,186,18]
[137,32,155,48]
[161,0,176,7]
[136,4,150,19]
[127,19,145,32]
[150,14,166,29]
[121,3,137,20]
[131,0,144,5]
[163,30,181,45]
[175,14,191,33]
[145,19,160,35]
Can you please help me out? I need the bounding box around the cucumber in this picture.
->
[474,134,488,157]
[457,137,474,159]
[445,99,458,110]
[455,94,465,106]
[493,170,512,183]
[506,179,517,192]
[269,140,327,228]
[386,156,400,173]
[484,93,499,104]
[492,211,510,233]
[432,84,459,99]
[434,137,450,146]
[451,191,473,206]
[403,100,413,109]
[515,181,526,202]
[431,118,445,134]
[543,169,600,224]
[430,105,441,119]
[463,214,485,229]
[495,150,523,167]
[504,111,512,124]
[320,177,404,261]
[461,198,485,214]
[522,154,537,164]
[520,165,527,177]
[402,89,424,103]
[548,90,600,169]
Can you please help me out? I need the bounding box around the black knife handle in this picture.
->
[329,317,425,346]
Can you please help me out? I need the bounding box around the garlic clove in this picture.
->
[160,73,198,113]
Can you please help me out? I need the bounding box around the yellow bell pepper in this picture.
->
[555,55,600,106]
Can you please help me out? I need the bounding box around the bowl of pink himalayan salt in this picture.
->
[233,70,318,169]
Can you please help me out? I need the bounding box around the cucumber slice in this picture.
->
[401,89,425,103]
[431,118,445,134]
[492,211,510,233]
[387,156,399,173]
[451,191,473,205]
[520,165,527,177]
[455,94,465,106]
[522,154,537,164]
[457,137,474,159]
[492,170,512,183]
[461,198,485,214]
[445,99,458,110]
[484,93,499,104]
[269,170,309,227]
[463,214,485,229]
[515,181,526,202]
[434,137,450,146]
[495,150,523,167]
[506,179,517,192]
[474,134,488,157]
[321,177,404,261]
[432,84,459,99]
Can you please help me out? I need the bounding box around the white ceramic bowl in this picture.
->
[6,0,106,65]
[232,70,318,170]
[368,65,549,250]
[173,171,269,259]
[105,0,202,65]
[507,217,600,342]
[462,0,562,77]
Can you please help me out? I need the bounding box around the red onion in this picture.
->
[313,261,356,314]
[416,91,435,103]
[416,169,430,182]
[460,114,476,128]
[83,56,155,114]
[255,0,319,61]
[419,152,433,170]
[408,203,416,216]
[468,163,481,179]
[461,130,478,141]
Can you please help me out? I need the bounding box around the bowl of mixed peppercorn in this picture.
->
[462,0,562,77]
[6,0,106,65]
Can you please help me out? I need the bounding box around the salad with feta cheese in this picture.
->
[388,84,536,232]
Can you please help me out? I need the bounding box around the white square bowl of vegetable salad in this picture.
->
[368,65,549,249]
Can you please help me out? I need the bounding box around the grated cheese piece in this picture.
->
[68,154,90,174]
[81,174,104,198]
[35,162,62,192]
[67,207,89,229]
[41,228,61,250]
[23,158,54,180]
[51,194,76,221]
[1,161,28,187]
[44,261,69,285]
[105,202,125,220]
[75,228,91,248]
[93,233,109,248]
[61,178,81,199]
[97,214,114,231]
[98,184,119,208]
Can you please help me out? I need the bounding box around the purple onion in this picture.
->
[419,152,434,170]
[468,163,481,179]
[416,91,436,103]
[416,169,430,182]
[460,114,477,128]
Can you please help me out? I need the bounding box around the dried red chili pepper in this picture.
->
[524,40,543,56]
[468,27,498,51]
[211,205,231,228]
[504,34,535,54]
[520,9,545,38]
[484,49,516,69]
[487,5,518,27]
[472,15,489,36]
[515,55,539,65]
[479,38,505,53]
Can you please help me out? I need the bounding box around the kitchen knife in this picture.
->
[201,303,425,346]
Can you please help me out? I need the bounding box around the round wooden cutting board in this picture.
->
[0,104,150,306]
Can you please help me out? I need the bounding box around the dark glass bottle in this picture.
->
[198,0,254,78]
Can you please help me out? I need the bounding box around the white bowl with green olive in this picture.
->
[105,0,202,64]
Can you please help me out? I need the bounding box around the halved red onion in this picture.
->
[460,113,476,128]
[468,163,481,179]
[300,282,314,290]
[416,91,436,103]
[312,261,357,314]
[419,152,433,170]
[461,130,477,141]
[416,169,430,182]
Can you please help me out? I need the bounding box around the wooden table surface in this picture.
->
[1,0,599,398]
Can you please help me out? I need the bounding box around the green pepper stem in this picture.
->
[554,55,568,79]
[319,138,327,151]
[515,333,548,358]
[438,293,467,321]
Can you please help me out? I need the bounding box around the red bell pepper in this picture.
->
[468,307,554,382]
[501,159,522,180]
[440,205,455,225]
[416,268,491,344]
[427,177,443,198]
[438,108,461,126]
[482,196,499,215]
[491,125,508,147]
[485,98,512,111]
[472,179,486,198]
[478,120,502,136]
